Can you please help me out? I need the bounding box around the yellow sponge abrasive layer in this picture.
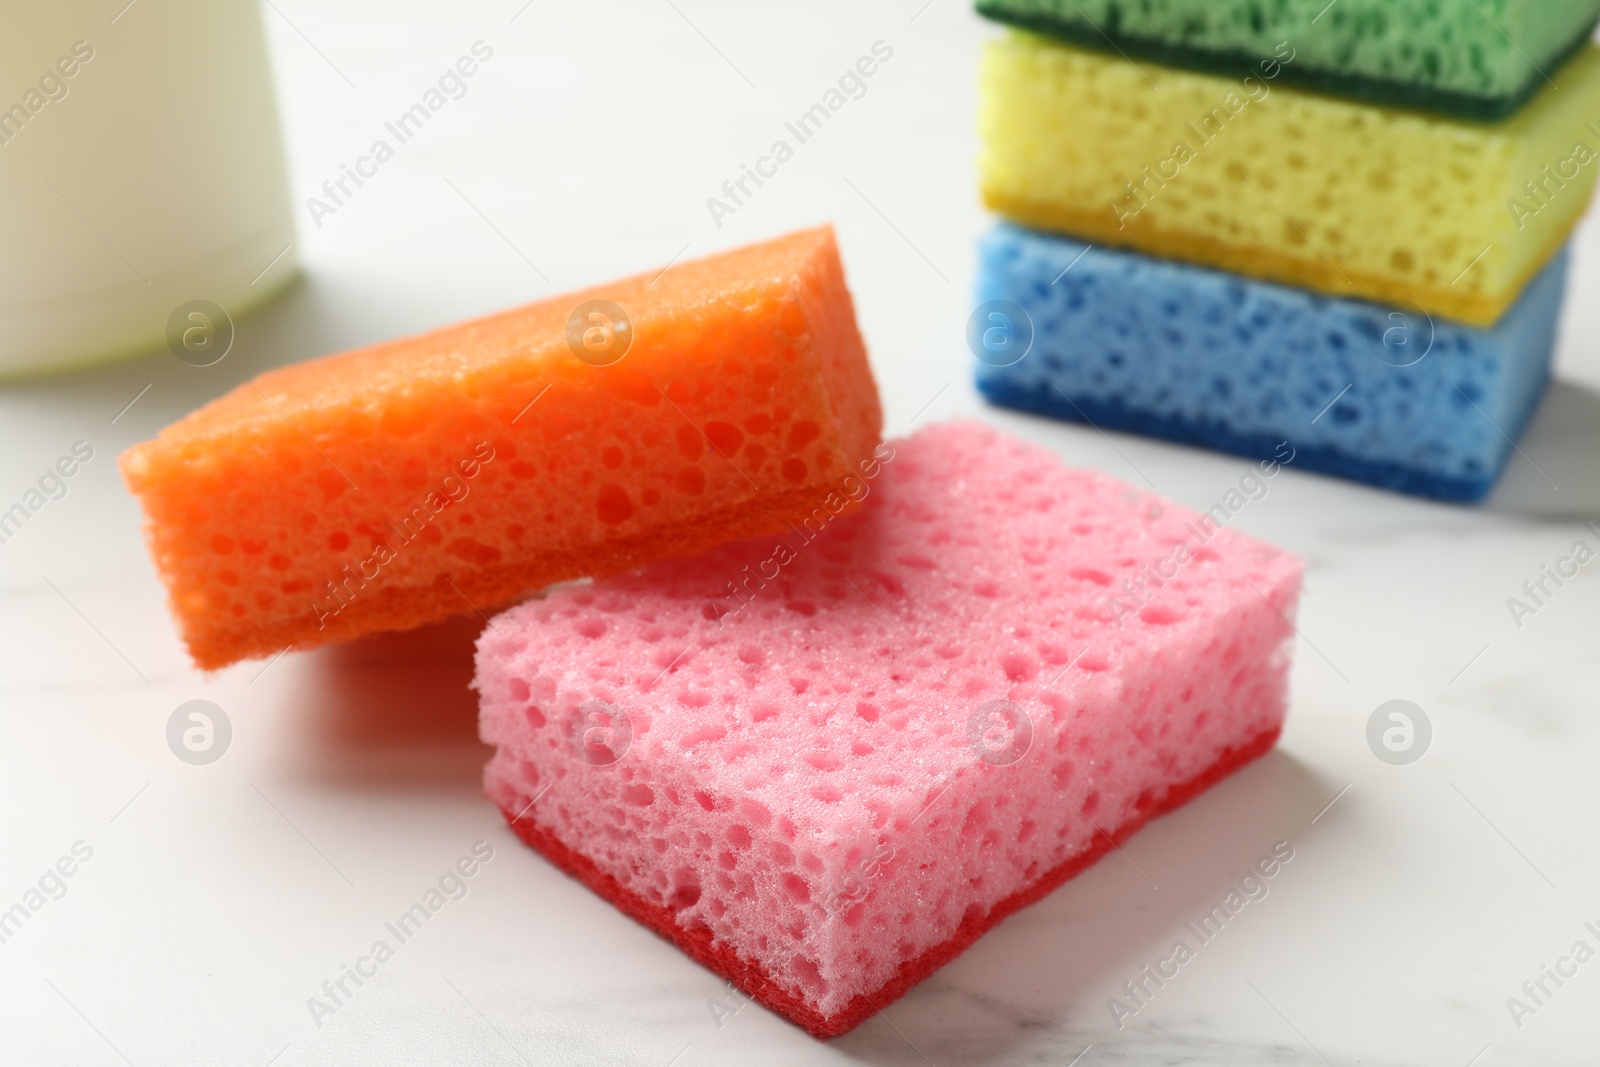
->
[980,34,1600,325]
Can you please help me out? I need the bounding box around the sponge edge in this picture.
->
[974,225,1566,503]
[478,421,1303,1036]
[975,0,1600,121]
[979,34,1600,326]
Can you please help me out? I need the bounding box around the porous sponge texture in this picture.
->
[119,227,882,669]
[976,0,1600,119]
[974,225,1567,503]
[980,34,1600,326]
[479,421,1302,1035]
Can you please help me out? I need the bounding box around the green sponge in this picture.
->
[975,0,1600,120]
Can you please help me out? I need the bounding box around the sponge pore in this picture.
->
[119,227,881,669]
[478,421,1303,1036]
[974,224,1567,503]
[980,34,1600,326]
[975,0,1600,119]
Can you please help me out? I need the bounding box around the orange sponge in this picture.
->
[120,227,882,669]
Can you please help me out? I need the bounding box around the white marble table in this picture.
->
[3,2,1600,1064]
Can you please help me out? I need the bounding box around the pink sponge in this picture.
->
[476,420,1302,1036]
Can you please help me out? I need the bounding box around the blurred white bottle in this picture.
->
[0,0,295,377]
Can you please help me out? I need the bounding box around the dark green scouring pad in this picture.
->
[976,0,1600,121]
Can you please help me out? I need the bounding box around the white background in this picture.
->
[3,1,1600,1064]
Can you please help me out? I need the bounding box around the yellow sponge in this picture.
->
[980,33,1600,325]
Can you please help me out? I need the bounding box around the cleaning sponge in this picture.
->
[980,34,1600,326]
[973,224,1566,502]
[120,227,882,669]
[478,420,1303,1036]
[976,0,1600,120]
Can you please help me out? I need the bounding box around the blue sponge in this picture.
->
[973,224,1568,503]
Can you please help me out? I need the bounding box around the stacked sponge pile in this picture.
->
[973,0,1600,501]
